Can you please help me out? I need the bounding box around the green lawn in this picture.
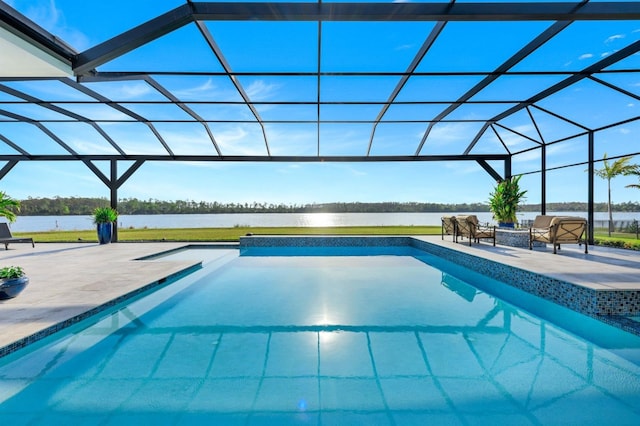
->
[15,226,441,243]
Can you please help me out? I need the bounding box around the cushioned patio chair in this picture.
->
[455,215,496,246]
[529,215,588,254]
[0,223,34,250]
[441,216,457,241]
[528,215,555,250]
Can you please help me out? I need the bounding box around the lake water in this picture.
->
[7,212,640,233]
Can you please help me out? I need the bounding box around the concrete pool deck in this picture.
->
[0,238,639,356]
[0,242,236,355]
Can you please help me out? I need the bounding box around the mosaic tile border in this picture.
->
[0,263,201,359]
[242,236,640,332]
[240,235,412,247]
[597,315,640,336]
[408,239,640,318]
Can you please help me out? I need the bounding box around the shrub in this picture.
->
[0,266,25,279]
[593,239,640,251]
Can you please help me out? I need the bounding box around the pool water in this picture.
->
[1,246,640,425]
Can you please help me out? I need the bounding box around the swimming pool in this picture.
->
[1,243,639,424]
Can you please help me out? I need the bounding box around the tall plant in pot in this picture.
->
[488,176,527,228]
[93,207,118,244]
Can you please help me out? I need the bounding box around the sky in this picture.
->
[1,0,639,207]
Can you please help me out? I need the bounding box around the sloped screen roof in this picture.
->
[0,1,639,184]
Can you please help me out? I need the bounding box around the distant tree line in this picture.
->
[13,196,640,216]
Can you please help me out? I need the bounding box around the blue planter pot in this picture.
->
[97,223,113,244]
[0,276,29,299]
[499,222,516,229]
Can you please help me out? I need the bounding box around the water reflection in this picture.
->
[441,272,479,302]
[2,309,639,423]
[300,212,339,227]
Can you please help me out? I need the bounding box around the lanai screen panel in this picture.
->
[0,1,637,176]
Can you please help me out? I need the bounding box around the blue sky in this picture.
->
[2,0,640,207]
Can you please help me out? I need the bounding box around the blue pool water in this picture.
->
[1,245,640,425]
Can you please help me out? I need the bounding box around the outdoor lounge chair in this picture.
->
[0,223,34,250]
[455,215,496,246]
[441,216,457,241]
[529,215,588,254]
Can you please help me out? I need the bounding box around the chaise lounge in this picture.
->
[455,215,496,246]
[529,215,588,254]
[0,223,35,250]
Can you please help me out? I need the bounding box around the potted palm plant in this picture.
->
[488,176,527,228]
[0,265,28,299]
[93,206,118,244]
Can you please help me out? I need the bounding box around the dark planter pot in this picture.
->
[499,222,516,229]
[97,222,113,244]
[0,276,29,300]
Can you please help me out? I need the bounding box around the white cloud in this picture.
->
[24,0,90,50]
[265,126,316,156]
[512,149,540,164]
[578,53,594,60]
[97,122,170,155]
[72,140,118,154]
[173,78,278,103]
[443,161,485,176]
[173,79,218,99]
[395,44,414,51]
[154,127,219,155]
[214,124,269,155]
[245,80,281,101]
[79,105,135,121]
[620,128,631,134]
[87,81,154,101]
[605,34,625,44]
[217,126,248,144]
[119,83,152,99]
[545,141,573,157]
[428,122,479,145]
